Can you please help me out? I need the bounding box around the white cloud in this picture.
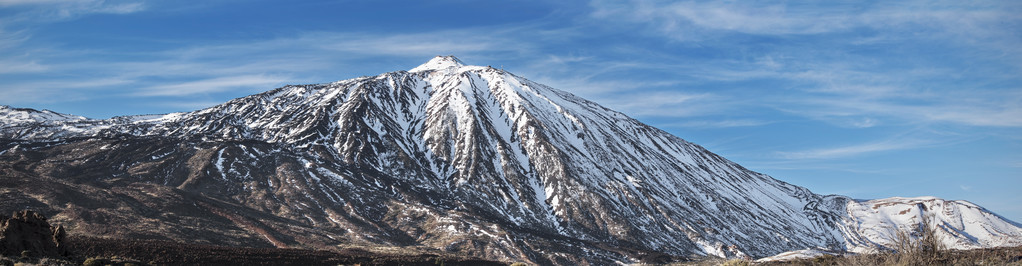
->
[160,29,533,65]
[0,25,544,107]
[0,60,47,74]
[775,139,930,160]
[0,77,133,103]
[134,75,289,97]
[0,0,147,57]
[590,0,846,37]
[771,129,981,160]
[313,32,518,56]
[667,119,773,129]
[779,88,1022,128]
[594,90,725,118]
[586,0,1022,102]
[590,0,1020,40]
[0,28,30,49]
[541,54,592,65]
[850,117,879,128]
[1,0,145,21]
[656,54,1022,128]
[0,0,66,6]
[920,101,1022,127]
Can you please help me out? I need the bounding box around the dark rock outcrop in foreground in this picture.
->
[0,210,68,258]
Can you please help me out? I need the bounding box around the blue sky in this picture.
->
[1,0,1020,222]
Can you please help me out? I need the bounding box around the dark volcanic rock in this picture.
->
[0,210,68,258]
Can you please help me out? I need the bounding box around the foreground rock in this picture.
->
[0,210,68,258]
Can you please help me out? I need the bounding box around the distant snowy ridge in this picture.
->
[1,56,1019,263]
[838,196,1022,253]
[756,196,1022,261]
[0,105,87,126]
[0,105,189,140]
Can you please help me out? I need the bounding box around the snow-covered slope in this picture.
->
[838,197,1022,253]
[755,249,841,263]
[1,56,1019,263]
[0,105,86,125]
[0,105,106,139]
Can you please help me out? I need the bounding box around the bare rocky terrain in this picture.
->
[0,210,505,265]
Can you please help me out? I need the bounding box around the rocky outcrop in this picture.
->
[0,210,68,258]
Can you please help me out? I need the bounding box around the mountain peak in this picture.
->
[4,57,1021,264]
[409,55,466,72]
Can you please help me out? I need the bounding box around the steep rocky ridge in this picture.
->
[1,56,1020,264]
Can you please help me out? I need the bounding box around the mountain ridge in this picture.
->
[1,56,1020,264]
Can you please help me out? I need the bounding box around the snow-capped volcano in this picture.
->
[1,56,1019,264]
[409,55,467,72]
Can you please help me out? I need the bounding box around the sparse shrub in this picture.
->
[510,262,528,266]
[82,257,106,266]
[756,245,1022,266]
[37,257,76,266]
[812,254,837,264]
[888,214,947,265]
[719,259,749,266]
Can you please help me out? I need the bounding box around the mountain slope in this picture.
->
[1,56,1019,264]
[839,196,1022,252]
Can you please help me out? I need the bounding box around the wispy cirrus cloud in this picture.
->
[785,91,1022,128]
[589,0,1021,44]
[583,0,1022,130]
[0,0,146,18]
[0,28,30,49]
[666,119,774,129]
[134,74,290,97]
[775,139,929,160]
[0,26,542,108]
[0,59,47,74]
[772,128,980,160]
[0,77,134,103]
[590,1,854,36]
[0,0,149,103]
[162,30,530,62]
[599,91,717,117]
